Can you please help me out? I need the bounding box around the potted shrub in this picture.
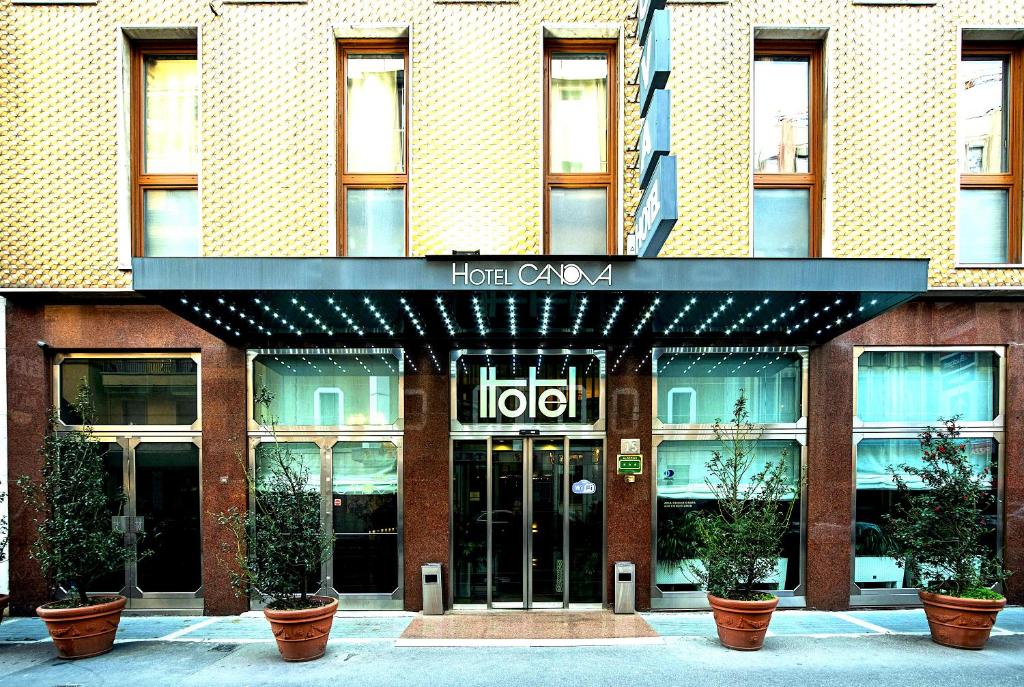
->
[16,391,132,659]
[884,417,1011,650]
[215,388,335,662]
[0,481,8,622]
[691,392,801,651]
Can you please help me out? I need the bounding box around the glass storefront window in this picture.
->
[255,442,321,491]
[854,437,998,589]
[252,353,400,427]
[655,439,802,591]
[856,351,999,424]
[332,441,399,594]
[454,353,601,426]
[656,352,802,425]
[59,357,198,426]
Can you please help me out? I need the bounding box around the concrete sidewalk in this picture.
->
[0,609,1022,687]
[0,607,1021,646]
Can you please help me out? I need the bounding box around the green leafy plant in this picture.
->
[214,388,334,610]
[884,417,1010,598]
[16,389,131,607]
[657,510,700,570]
[854,522,896,557]
[691,392,802,601]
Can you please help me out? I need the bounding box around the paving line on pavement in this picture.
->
[158,615,223,641]
[831,612,894,634]
[393,637,665,648]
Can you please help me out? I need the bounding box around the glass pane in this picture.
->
[754,57,810,173]
[143,189,200,257]
[346,54,405,174]
[959,59,1008,174]
[453,441,488,604]
[255,442,321,491]
[549,53,608,173]
[568,440,603,603]
[144,56,199,174]
[59,357,198,425]
[856,351,999,423]
[455,353,602,426]
[549,188,607,255]
[90,443,127,594]
[252,353,401,427]
[656,352,802,424]
[656,440,801,591]
[346,188,405,257]
[753,188,810,257]
[959,189,1008,264]
[854,438,998,589]
[491,439,524,605]
[332,442,398,594]
[135,443,201,593]
[531,438,564,604]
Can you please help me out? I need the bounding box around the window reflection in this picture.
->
[549,54,608,173]
[959,59,1008,174]
[754,57,810,174]
[346,54,405,174]
[656,440,802,591]
[854,438,998,589]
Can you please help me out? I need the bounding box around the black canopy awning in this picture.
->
[131,256,928,351]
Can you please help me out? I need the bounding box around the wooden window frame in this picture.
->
[543,39,617,256]
[753,40,823,257]
[337,39,410,257]
[130,40,199,257]
[960,42,1024,264]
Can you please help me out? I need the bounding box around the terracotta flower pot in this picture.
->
[919,590,1006,650]
[263,596,338,662]
[707,593,779,651]
[36,595,126,659]
[0,594,9,625]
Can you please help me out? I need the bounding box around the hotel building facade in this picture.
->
[1,0,1022,615]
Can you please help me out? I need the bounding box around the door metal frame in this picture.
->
[85,435,204,611]
[450,433,606,610]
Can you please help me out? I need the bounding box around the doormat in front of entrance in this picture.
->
[398,611,659,642]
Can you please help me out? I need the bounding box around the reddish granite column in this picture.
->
[199,343,249,615]
[5,302,50,614]
[402,351,450,611]
[1003,343,1024,604]
[605,351,653,610]
[805,341,855,609]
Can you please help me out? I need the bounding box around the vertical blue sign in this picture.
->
[634,155,678,257]
[636,0,667,47]
[639,9,670,118]
[639,89,670,190]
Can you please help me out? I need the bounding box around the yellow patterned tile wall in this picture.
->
[2,1,1024,288]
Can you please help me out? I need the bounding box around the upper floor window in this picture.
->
[752,41,822,258]
[131,41,200,257]
[544,40,616,255]
[339,41,409,256]
[959,44,1023,264]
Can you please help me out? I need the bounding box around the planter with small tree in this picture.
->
[16,391,132,659]
[885,417,1011,650]
[215,388,335,662]
[691,393,802,651]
